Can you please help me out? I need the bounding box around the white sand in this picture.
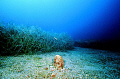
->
[0,47,120,79]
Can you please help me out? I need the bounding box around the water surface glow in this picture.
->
[0,0,120,40]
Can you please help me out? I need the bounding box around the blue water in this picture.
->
[0,0,120,40]
[0,1,120,78]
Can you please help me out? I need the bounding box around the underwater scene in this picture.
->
[0,0,120,79]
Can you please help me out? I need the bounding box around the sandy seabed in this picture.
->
[0,47,120,79]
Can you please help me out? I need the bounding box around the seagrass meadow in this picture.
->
[0,22,74,56]
[0,0,120,78]
[0,22,120,79]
